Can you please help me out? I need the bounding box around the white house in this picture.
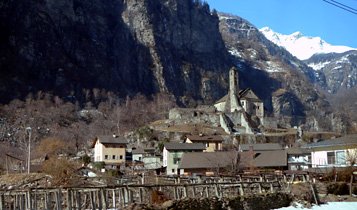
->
[302,135,357,168]
[91,135,128,169]
[163,143,205,175]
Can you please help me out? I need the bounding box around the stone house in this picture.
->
[91,135,128,169]
[302,134,357,168]
[163,143,205,175]
[184,134,224,152]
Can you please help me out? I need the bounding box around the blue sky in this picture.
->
[205,0,357,48]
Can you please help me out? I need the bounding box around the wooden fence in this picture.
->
[0,173,309,210]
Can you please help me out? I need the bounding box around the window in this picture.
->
[241,101,244,106]
[112,155,116,160]
[172,169,175,173]
[104,155,108,160]
[336,151,346,165]
[120,155,123,159]
[173,157,181,165]
[327,152,335,165]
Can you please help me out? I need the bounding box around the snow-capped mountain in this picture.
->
[260,27,356,60]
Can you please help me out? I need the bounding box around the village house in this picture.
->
[184,134,224,152]
[163,143,205,175]
[302,134,357,168]
[286,147,311,171]
[132,147,162,170]
[91,135,128,169]
[179,150,287,176]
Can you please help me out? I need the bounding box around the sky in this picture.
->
[205,0,357,48]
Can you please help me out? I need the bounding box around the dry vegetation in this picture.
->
[0,91,176,166]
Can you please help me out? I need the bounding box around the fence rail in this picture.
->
[0,173,310,210]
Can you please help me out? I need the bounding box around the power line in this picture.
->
[323,0,357,15]
[330,0,357,12]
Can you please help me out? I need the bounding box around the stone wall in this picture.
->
[169,107,220,126]
[124,193,292,210]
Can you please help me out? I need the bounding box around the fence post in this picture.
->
[0,193,4,210]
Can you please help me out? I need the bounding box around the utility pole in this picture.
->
[26,127,32,174]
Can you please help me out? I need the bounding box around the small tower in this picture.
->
[228,67,242,112]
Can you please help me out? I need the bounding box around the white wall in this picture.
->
[94,141,104,162]
[132,154,143,162]
[214,102,226,112]
[311,151,327,167]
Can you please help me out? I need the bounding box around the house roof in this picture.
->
[286,147,310,155]
[239,143,283,151]
[91,135,128,148]
[186,135,224,142]
[253,150,287,167]
[302,135,357,149]
[132,148,145,154]
[132,147,156,154]
[179,150,287,169]
[179,151,238,169]
[164,143,206,151]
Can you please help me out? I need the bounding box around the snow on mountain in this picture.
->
[260,27,356,60]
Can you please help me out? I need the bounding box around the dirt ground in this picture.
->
[0,173,52,190]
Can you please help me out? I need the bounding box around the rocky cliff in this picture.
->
[0,0,347,132]
[305,50,357,94]
[0,0,231,105]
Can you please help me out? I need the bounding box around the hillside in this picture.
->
[0,0,351,154]
[217,13,341,131]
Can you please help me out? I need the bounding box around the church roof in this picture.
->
[239,88,262,102]
[214,88,262,104]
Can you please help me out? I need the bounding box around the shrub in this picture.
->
[42,158,79,186]
[327,182,349,195]
[92,161,105,170]
[106,169,119,177]
[81,154,91,166]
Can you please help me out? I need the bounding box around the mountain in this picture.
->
[305,50,357,94]
[0,1,347,132]
[218,13,342,131]
[260,27,356,60]
[0,0,231,105]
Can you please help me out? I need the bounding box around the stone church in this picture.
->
[167,67,264,135]
[214,67,264,119]
[214,67,264,134]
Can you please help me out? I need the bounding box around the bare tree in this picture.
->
[346,149,357,196]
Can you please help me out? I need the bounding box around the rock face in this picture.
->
[0,0,231,104]
[0,1,346,131]
[217,13,337,130]
[305,50,357,94]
